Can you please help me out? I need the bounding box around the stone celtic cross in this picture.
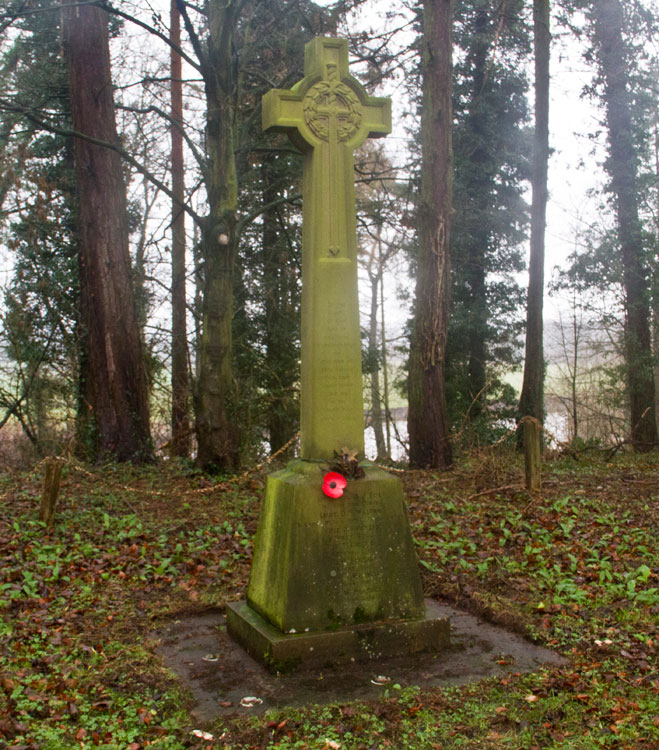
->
[262,37,391,460]
[227,39,447,660]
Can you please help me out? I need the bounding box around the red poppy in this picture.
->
[322,471,347,498]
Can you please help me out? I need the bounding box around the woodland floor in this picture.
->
[0,449,657,749]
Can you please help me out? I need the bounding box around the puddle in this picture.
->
[154,602,567,723]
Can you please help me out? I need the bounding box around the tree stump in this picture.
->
[522,418,542,492]
[39,458,63,527]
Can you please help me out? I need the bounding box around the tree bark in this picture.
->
[380,266,392,456]
[170,0,191,457]
[591,0,657,450]
[518,0,550,435]
[522,417,542,491]
[186,0,241,472]
[408,0,453,469]
[62,2,152,462]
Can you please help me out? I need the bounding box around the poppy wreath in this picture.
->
[328,446,365,480]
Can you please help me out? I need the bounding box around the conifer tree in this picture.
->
[587,0,657,448]
[447,0,531,437]
[62,2,153,461]
[408,0,454,469]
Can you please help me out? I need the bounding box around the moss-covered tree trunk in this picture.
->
[408,0,454,469]
[592,0,657,450]
[518,0,550,435]
[188,0,241,472]
[62,2,152,462]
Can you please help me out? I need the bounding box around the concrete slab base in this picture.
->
[226,598,450,672]
[155,601,568,720]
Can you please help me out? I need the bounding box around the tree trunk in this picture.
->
[408,0,453,469]
[39,458,63,527]
[170,0,191,458]
[592,0,657,450]
[518,0,550,436]
[571,306,579,443]
[62,2,152,462]
[192,0,241,472]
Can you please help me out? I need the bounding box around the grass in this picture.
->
[0,451,657,749]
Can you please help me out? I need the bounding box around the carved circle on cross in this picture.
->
[303,80,362,143]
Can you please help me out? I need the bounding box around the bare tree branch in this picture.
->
[98,1,202,72]
[116,102,205,168]
[0,96,204,227]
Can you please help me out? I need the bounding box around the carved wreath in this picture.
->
[303,81,362,143]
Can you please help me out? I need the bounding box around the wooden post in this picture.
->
[39,458,63,527]
[522,417,542,491]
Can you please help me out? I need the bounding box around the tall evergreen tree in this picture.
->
[408,0,454,469]
[169,0,191,458]
[209,0,332,461]
[447,0,531,436]
[588,0,657,449]
[0,2,79,448]
[62,2,153,462]
[175,0,242,472]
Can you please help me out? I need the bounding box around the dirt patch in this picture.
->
[154,601,567,724]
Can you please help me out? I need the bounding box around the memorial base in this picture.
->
[226,599,451,672]
[246,460,427,633]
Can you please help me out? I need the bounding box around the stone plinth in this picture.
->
[227,598,450,673]
[247,461,424,632]
[226,460,451,671]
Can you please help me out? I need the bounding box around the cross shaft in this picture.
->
[263,37,391,460]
